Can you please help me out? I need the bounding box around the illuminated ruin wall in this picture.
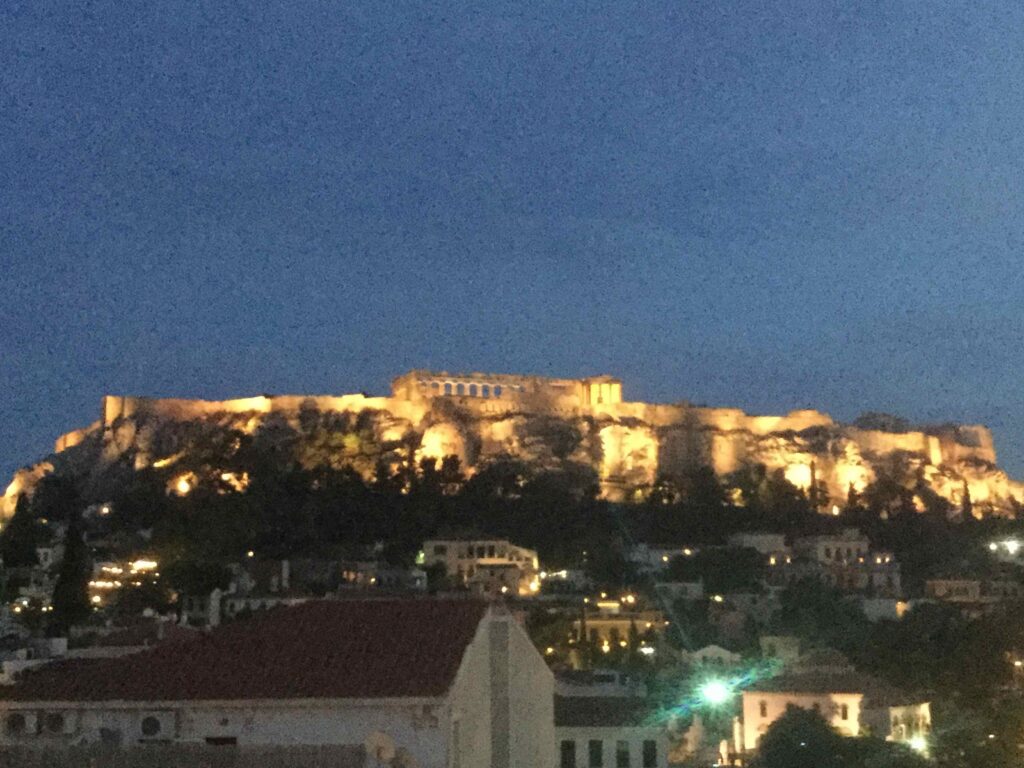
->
[3,370,1021,518]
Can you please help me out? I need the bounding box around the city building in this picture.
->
[772,529,902,598]
[422,535,540,597]
[0,598,555,767]
[572,601,668,654]
[683,644,742,668]
[556,696,668,768]
[792,529,869,565]
[737,649,930,755]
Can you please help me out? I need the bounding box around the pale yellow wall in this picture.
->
[742,691,863,751]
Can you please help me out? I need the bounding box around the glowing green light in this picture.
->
[699,679,732,705]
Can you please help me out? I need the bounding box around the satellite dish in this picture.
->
[364,731,396,762]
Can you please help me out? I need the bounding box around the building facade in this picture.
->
[0,599,555,768]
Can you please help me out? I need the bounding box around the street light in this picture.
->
[699,679,732,706]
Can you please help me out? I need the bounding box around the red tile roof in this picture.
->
[2,598,488,702]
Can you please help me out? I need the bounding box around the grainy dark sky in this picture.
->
[2,1,1023,481]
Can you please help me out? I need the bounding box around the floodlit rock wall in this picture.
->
[4,370,1022,519]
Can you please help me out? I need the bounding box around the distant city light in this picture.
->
[639,646,655,656]
[1004,540,1020,555]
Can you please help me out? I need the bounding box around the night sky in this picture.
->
[2,2,1023,481]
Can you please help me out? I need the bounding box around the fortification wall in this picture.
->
[54,421,101,453]
[5,370,1019,520]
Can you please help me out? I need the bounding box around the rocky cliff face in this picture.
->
[4,386,1022,518]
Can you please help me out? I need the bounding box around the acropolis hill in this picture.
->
[4,369,1023,517]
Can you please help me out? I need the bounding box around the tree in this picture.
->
[753,706,844,768]
[49,513,92,634]
[752,707,927,768]
[668,547,764,594]
[0,494,41,568]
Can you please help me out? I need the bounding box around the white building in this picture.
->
[738,649,930,756]
[422,536,540,597]
[556,696,668,768]
[684,644,741,668]
[792,528,869,565]
[0,598,555,768]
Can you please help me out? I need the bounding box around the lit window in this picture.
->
[841,704,849,720]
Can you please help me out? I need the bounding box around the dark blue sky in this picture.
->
[3,1,1023,480]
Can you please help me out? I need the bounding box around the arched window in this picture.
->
[456,383,465,396]
[469,384,478,396]
[494,385,503,397]
[481,385,490,397]
[45,713,64,734]
[444,383,453,395]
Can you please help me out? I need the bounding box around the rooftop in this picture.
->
[2,598,488,703]
[554,696,659,728]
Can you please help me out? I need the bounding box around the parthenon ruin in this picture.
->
[390,370,623,408]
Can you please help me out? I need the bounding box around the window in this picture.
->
[5,713,26,735]
[616,740,630,768]
[561,740,577,768]
[840,704,849,720]
[141,716,161,737]
[433,545,447,555]
[759,700,768,718]
[45,713,64,733]
[487,545,496,557]
[205,736,237,746]
[642,740,657,768]
[589,739,604,767]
